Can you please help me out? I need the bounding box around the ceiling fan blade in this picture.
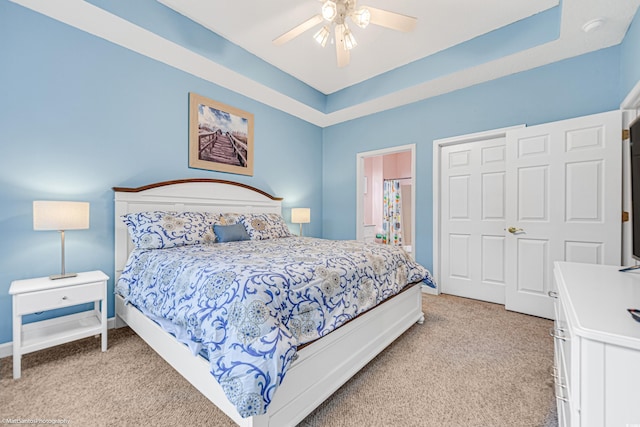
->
[273,14,323,46]
[367,7,417,32]
[334,25,350,68]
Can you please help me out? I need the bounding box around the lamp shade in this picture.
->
[343,28,357,50]
[33,201,90,231]
[352,7,371,28]
[291,208,311,224]
[313,25,330,47]
[321,0,337,21]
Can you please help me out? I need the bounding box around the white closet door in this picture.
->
[440,136,507,304]
[504,110,622,319]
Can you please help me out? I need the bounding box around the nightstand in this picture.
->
[9,270,109,379]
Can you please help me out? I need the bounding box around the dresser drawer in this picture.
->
[14,281,104,315]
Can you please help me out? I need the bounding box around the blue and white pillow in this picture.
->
[219,212,244,226]
[241,213,292,240]
[122,211,219,249]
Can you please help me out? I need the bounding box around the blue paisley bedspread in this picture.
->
[116,237,434,417]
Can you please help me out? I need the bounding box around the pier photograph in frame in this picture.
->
[189,92,254,176]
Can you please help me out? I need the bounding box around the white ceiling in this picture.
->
[158,0,637,95]
[9,0,640,126]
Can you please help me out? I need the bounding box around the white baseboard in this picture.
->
[0,341,11,359]
[0,316,119,359]
[421,283,439,295]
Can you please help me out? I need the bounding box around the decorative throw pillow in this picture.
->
[121,211,218,249]
[219,212,244,226]
[241,213,292,240]
[213,223,251,243]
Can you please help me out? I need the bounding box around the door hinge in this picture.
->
[623,129,630,140]
[623,211,630,222]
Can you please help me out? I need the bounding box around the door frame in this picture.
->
[432,125,524,295]
[621,81,640,267]
[356,143,416,257]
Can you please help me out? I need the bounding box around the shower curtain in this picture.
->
[382,179,402,246]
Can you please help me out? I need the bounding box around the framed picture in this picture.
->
[189,92,254,176]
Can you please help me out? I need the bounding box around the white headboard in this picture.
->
[113,179,283,278]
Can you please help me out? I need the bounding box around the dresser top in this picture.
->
[555,262,640,349]
[9,270,109,295]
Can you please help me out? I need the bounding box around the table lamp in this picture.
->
[33,201,90,280]
[291,208,310,237]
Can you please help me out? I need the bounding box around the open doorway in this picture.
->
[621,83,640,267]
[356,144,416,258]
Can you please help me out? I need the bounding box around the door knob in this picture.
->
[507,226,524,234]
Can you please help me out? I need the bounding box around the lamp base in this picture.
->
[49,272,78,280]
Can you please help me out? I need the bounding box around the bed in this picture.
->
[113,178,433,427]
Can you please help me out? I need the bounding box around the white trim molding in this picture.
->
[620,80,640,268]
[621,80,640,110]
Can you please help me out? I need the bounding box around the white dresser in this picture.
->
[552,262,640,427]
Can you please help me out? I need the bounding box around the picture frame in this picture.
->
[189,92,254,176]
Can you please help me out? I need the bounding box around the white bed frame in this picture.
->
[113,179,425,427]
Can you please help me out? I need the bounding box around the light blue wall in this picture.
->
[322,46,622,272]
[0,2,323,344]
[621,7,640,98]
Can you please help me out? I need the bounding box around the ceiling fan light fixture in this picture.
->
[352,7,370,29]
[343,27,357,50]
[273,0,417,67]
[322,1,338,21]
[313,25,331,47]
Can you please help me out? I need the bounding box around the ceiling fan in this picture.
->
[273,0,417,67]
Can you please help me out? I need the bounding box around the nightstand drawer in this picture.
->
[14,281,104,315]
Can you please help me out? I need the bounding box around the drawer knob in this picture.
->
[548,290,558,298]
[62,296,68,300]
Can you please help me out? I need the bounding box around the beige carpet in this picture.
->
[0,294,557,427]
